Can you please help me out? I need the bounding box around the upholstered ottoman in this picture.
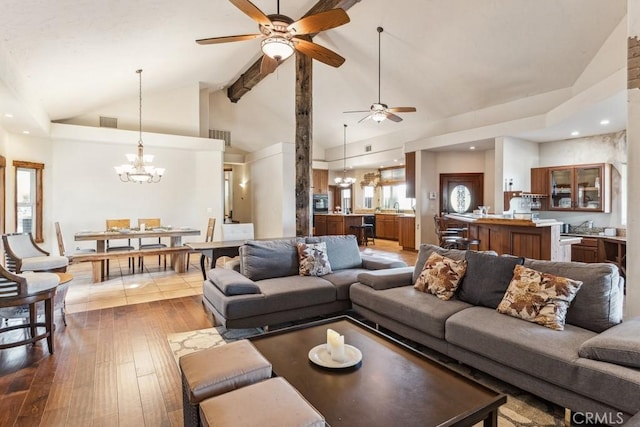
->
[199,377,325,427]
[179,340,272,427]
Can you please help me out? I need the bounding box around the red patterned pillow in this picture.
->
[414,253,467,300]
[497,264,583,330]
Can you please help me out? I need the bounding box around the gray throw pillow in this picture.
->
[457,251,524,308]
[240,239,302,280]
[315,235,362,271]
[579,318,640,368]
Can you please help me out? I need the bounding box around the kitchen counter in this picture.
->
[445,213,574,261]
[314,214,368,237]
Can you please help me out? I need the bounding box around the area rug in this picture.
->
[167,326,566,427]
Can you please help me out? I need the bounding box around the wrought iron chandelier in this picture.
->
[114,69,165,183]
[334,124,356,188]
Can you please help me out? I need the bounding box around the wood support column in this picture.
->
[295,47,313,237]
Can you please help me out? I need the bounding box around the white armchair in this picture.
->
[2,233,69,274]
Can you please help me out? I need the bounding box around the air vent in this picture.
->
[99,116,118,128]
[365,144,372,152]
[210,129,231,147]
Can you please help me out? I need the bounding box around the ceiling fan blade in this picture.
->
[385,112,403,122]
[196,34,263,45]
[343,110,371,114]
[288,9,350,36]
[260,55,278,75]
[229,0,272,27]
[386,107,417,113]
[292,38,345,67]
[358,114,373,123]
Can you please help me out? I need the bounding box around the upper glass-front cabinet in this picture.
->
[549,163,610,212]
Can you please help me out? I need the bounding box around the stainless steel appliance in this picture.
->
[313,194,329,214]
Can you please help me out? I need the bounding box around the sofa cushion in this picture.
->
[414,253,467,301]
[207,269,261,296]
[316,235,362,270]
[457,251,524,309]
[205,275,336,320]
[240,239,302,281]
[297,242,332,276]
[446,307,640,414]
[350,284,473,339]
[412,244,467,284]
[579,318,640,368]
[497,265,583,331]
[322,268,369,300]
[523,259,623,333]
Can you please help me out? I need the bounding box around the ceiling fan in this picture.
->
[344,27,416,123]
[196,0,349,75]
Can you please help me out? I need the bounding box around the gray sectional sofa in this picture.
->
[350,244,640,423]
[202,235,407,329]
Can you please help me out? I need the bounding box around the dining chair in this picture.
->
[2,232,69,274]
[55,221,96,258]
[137,218,167,270]
[105,219,135,275]
[186,218,215,271]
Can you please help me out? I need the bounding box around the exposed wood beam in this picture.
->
[295,44,313,237]
[227,0,361,103]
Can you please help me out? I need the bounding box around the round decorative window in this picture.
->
[450,185,471,213]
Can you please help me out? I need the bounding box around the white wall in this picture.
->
[417,150,438,245]
[1,124,224,254]
[62,83,202,137]
[247,143,296,239]
[230,163,252,223]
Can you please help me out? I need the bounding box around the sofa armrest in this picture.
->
[361,254,408,270]
[578,317,640,368]
[207,268,261,296]
[357,267,414,290]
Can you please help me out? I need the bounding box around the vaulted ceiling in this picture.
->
[0,0,628,161]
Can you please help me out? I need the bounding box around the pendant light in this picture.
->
[334,124,356,187]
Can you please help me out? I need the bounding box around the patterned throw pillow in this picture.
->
[297,242,332,276]
[414,253,467,300]
[497,264,583,330]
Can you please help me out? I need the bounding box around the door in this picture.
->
[440,173,484,214]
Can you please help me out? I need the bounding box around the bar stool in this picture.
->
[445,238,481,250]
[349,224,375,246]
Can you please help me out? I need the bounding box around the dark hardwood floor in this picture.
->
[0,239,417,426]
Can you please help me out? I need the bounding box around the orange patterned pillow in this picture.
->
[414,252,467,300]
[497,264,583,330]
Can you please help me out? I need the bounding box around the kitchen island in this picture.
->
[446,213,579,261]
[314,214,368,236]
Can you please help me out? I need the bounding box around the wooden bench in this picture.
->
[71,246,191,283]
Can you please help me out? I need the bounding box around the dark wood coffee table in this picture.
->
[250,316,506,426]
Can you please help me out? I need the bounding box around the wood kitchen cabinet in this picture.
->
[375,214,400,240]
[312,169,329,194]
[530,167,549,210]
[571,237,599,263]
[398,216,416,250]
[549,163,610,213]
[405,152,416,199]
[314,215,327,236]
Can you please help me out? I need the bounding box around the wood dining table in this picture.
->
[74,227,200,275]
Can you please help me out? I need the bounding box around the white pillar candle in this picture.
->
[330,334,346,362]
[327,328,340,354]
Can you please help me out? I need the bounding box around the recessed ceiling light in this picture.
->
[469,146,476,150]
[600,119,610,125]
[4,113,14,118]
[571,131,580,136]
[393,159,398,162]
[22,130,30,134]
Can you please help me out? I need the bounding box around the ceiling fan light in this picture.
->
[261,36,295,61]
[372,111,387,123]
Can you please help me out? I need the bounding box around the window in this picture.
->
[13,161,44,242]
[381,184,413,210]
[363,186,374,209]
[341,188,351,213]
